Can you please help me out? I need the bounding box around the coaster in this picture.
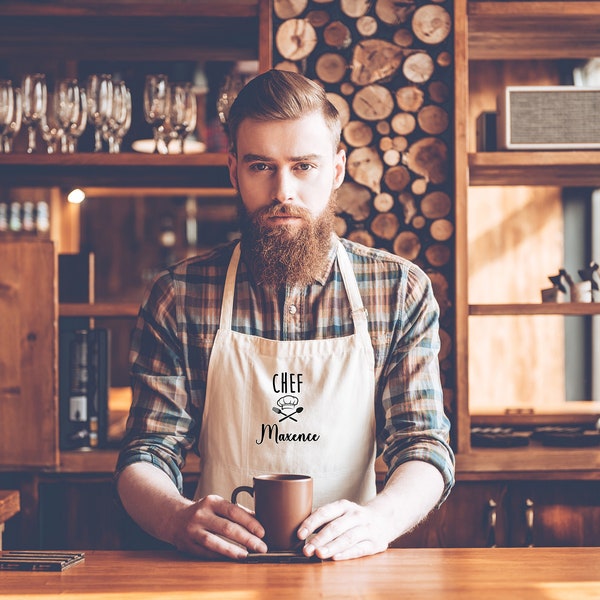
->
[244,551,321,563]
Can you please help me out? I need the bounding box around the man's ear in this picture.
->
[333,148,346,190]
[228,152,238,190]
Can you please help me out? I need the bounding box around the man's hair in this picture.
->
[227,69,341,153]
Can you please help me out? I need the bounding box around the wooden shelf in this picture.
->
[0,1,262,62]
[470,303,600,316]
[469,151,600,187]
[456,446,600,481]
[59,450,201,474]
[60,303,140,318]
[0,153,231,188]
[0,0,260,17]
[56,446,600,481]
[469,1,600,60]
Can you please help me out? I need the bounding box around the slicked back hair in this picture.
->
[227,69,341,154]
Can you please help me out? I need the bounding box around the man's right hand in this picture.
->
[170,494,268,559]
[117,463,267,561]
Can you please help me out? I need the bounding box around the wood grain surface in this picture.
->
[0,548,598,599]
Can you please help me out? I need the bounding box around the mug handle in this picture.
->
[231,485,254,505]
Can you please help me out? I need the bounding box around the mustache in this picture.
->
[253,203,312,222]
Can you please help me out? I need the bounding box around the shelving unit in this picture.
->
[0,0,272,473]
[454,0,600,460]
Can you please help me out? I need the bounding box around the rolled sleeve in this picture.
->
[379,263,455,504]
[115,270,198,494]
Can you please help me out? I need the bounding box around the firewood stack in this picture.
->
[273,0,455,420]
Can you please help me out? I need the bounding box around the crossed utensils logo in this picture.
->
[272,395,304,422]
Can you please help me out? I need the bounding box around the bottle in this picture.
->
[22,201,35,234]
[9,201,22,233]
[68,330,90,448]
[36,200,50,238]
[0,203,8,234]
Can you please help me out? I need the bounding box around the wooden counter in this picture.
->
[1,548,599,599]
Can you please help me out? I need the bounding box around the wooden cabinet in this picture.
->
[0,241,57,468]
[454,1,600,452]
[393,480,600,548]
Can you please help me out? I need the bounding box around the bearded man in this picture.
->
[116,69,454,562]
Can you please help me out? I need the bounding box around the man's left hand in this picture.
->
[297,499,390,561]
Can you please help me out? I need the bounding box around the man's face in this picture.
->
[228,112,346,226]
[227,112,345,286]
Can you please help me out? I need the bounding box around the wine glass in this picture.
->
[113,85,132,153]
[21,73,47,153]
[86,74,113,152]
[40,92,64,154]
[2,86,22,153]
[0,80,15,153]
[168,82,197,154]
[103,81,131,153]
[65,83,87,153]
[54,78,83,154]
[216,72,244,126]
[143,74,169,154]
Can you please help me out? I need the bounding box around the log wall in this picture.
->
[273,0,456,428]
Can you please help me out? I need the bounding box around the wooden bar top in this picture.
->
[1,548,599,599]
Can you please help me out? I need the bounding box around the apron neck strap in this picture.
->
[220,242,241,330]
[219,240,369,334]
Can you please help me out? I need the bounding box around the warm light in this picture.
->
[67,188,86,204]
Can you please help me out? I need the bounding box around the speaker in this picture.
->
[497,86,600,149]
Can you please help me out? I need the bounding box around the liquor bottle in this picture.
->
[9,201,22,233]
[22,201,35,234]
[0,203,8,233]
[67,330,90,448]
[36,200,50,238]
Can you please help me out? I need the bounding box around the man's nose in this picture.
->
[272,169,295,203]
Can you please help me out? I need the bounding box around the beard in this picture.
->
[239,196,336,287]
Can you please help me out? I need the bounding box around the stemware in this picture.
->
[54,78,83,154]
[40,92,65,154]
[143,74,169,154]
[21,73,47,153]
[65,83,87,153]
[2,86,22,153]
[86,74,113,152]
[103,81,131,153]
[168,82,197,154]
[0,80,15,153]
[113,85,132,153]
[216,72,244,126]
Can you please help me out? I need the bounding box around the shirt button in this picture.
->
[289,304,297,315]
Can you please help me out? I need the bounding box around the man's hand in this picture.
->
[170,495,268,560]
[117,463,268,561]
[298,500,390,561]
[297,461,446,561]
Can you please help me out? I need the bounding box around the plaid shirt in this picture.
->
[117,237,455,500]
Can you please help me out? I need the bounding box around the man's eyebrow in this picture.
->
[241,153,323,163]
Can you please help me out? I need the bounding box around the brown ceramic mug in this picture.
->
[231,474,313,552]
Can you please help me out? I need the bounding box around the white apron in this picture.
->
[195,241,377,509]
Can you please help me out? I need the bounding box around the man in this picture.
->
[116,69,454,561]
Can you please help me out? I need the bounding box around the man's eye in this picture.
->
[249,163,270,171]
[296,163,313,171]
